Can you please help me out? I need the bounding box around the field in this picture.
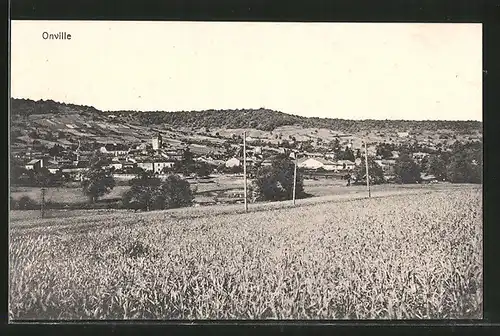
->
[9,186,482,319]
[10,175,470,209]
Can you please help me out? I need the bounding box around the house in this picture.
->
[303,152,324,158]
[397,132,409,138]
[122,161,136,170]
[374,159,396,174]
[420,173,438,183]
[25,159,43,170]
[161,151,183,161]
[298,157,336,170]
[335,160,355,171]
[225,158,241,168]
[354,158,363,166]
[324,153,336,160]
[108,160,126,170]
[391,151,400,159]
[153,161,176,174]
[136,161,154,172]
[46,163,61,174]
[99,144,129,156]
[135,159,176,174]
[61,166,88,173]
[225,157,255,168]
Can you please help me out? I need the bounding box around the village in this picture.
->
[16,128,441,187]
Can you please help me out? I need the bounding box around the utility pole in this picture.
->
[292,152,298,205]
[364,141,371,198]
[40,187,46,218]
[243,131,248,212]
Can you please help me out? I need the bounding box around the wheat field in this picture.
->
[9,187,482,320]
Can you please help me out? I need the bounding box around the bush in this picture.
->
[16,196,38,210]
[10,197,17,210]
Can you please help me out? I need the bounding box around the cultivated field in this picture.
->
[9,186,482,320]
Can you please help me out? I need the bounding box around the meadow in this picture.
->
[10,175,469,207]
[9,186,482,320]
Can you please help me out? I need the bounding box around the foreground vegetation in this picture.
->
[9,187,482,319]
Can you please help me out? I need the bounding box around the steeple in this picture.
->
[152,132,162,150]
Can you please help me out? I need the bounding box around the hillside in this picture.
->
[11,98,482,134]
[9,97,482,159]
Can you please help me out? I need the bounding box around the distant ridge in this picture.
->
[10,97,482,133]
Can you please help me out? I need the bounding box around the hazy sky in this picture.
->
[11,21,482,121]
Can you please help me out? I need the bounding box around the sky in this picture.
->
[11,21,482,121]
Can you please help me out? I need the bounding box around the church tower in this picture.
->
[152,132,162,150]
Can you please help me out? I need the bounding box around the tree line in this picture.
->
[11,98,481,133]
[353,140,482,184]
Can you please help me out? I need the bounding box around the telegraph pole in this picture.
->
[292,152,298,205]
[364,141,371,198]
[243,131,248,212]
[40,187,47,218]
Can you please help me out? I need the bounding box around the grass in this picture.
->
[10,186,129,204]
[10,175,469,206]
[9,186,482,320]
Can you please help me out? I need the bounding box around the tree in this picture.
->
[338,147,355,161]
[446,149,482,184]
[122,172,193,211]
[353,157,385,184]
[376,143,393,159]
[28,167,55,187]
[10,155,26,185]
[123,171,163,211]
[175,147,195,175]
[49,144,64,157]
[252,154,307,202]
[81,153,115,203]
[161,165,175,174]
[193,161,213,177]
[394,153,421,184]
[16,196,37,210]
[426,154,447,180]
[160,175,194,209]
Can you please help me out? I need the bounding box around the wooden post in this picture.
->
[243,131,248,212]
[41,187,46,218]
[364,141,371,198]
[292,153,297,205]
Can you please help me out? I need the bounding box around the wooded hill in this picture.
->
[11,98,482,134]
